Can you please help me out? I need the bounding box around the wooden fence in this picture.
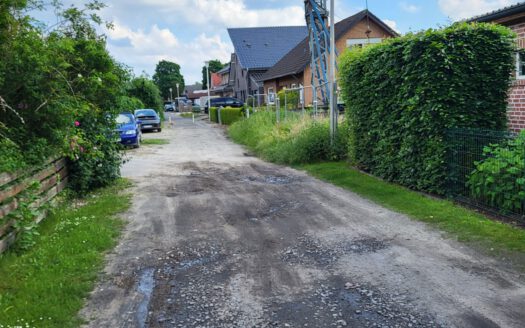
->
[0,157,68,254]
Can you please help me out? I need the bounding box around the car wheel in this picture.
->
[157,128,162,132]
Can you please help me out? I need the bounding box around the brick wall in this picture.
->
[508,23,525,131]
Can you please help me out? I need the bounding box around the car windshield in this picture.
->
[116,114,133,124]
[135,109,156,116]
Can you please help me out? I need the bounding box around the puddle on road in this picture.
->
[136,268,156,328]
[241,175,297,185]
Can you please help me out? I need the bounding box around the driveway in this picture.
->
[81,113,525,328]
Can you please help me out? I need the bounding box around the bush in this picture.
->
[278,89,300,109]
[339,23,515,194]
[219,107,245,125]
[468,132,525,212]
[229,111,348,164]
[209,107,218,123]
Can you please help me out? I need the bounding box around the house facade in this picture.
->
[210,65,234,97]
[227,26,308,102]
[469,2,525,131]
[261,10,398,106]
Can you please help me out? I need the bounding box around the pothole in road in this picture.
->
[266,279,443,328]
[281,235,390,267]
[240,175,298,185]
[136,268,156,328]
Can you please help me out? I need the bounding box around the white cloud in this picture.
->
[438,0,521,20]
[384,19,400,33]
[400,2,420,13]
[128,0,305,28]
[106,22,233,84]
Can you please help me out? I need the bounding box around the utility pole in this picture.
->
[329,0,337,143]
[205,61,211,121]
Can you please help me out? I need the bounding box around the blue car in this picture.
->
[116,112,142,148]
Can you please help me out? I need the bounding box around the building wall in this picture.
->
[508,22,525,131]
[302,18,395,105]
[263,75,303,103]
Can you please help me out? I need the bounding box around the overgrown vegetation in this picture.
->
[141,138,170,145]
[468,131,525,212]
[0,179,132,327]
[0,1,162,194]
[339,23,516,194]
[300,162,525,256]
[229,111,348,164]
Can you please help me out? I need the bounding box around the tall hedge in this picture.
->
[339,23,516,194]
[209,107,244,125]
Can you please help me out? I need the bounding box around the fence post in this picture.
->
[218,107,222,125]
[284,90,287,121]
[301,86,305,118]
[276,98,280,124]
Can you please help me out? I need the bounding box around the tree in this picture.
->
[127,77,162,111]
[201,59,225,89]
[152,60,185,100]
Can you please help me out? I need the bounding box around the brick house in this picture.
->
[469,2,525,131]
[210,65,234,97]
[227,26,308,102]
[260,10,398,106]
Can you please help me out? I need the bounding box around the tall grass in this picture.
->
[229,111,348,164]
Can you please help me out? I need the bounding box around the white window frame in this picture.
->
[346,38,382,48]
[516,52,525,80]
[268,87,275,104]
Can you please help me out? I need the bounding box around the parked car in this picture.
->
[134,109,161,132]
[204,97,244,113]
[116,112,141,148]
[164,101,175,112]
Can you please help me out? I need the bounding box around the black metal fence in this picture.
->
[446,128,524,222]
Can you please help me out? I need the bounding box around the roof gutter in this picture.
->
[467,4,525,23]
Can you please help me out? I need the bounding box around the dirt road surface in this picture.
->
[81,113,525,328]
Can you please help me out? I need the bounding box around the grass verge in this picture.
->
[142,138,169,145]
[180,113,194,118]
[0,179,132,328]
[299,162,525,254]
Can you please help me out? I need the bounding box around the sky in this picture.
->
[32,0,524,86]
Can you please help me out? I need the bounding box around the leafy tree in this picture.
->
[127,77,163,111]
[152,60,185,100]
[201,59,225,89]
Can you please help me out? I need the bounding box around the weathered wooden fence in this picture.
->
[0,157,68,253]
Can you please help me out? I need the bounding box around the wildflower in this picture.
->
[75,121,80,127]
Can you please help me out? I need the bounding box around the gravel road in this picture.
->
[81,113,525,328]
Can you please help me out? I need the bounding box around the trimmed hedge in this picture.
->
[339,23,516,194]
[210,107,244,125]
[210,107,218,123]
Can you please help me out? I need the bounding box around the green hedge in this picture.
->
[210,107,218,123]
[210,107,244,125]
[339,23,515,194]
[220,107,245,125]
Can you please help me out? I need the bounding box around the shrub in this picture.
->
[467,132,525,212]
[339,23,515,194]
[278,89,300,109]
[209,107,218,123]
[219,107,245,125]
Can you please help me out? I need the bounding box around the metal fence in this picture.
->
[445,128,524,222]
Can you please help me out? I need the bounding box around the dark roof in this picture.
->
[217,64,230,75]
[467,2,525,23]
[261,10,398,82]
[184,84,203,93]
[228,26,308,69]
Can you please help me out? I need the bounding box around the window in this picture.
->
[291,83,297,89]
[346,38,382,48]
[268,87,275,104]
[517,52,525,79]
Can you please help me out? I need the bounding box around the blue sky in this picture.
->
[33,0,522,85]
